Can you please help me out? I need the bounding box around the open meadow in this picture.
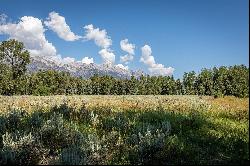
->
[0,0,249,165]
[0,95,248,165]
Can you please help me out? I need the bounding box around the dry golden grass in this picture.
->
[0,95,208,112]
[206,96,249,110]
[203,96,249,120]
[0,95,248,119]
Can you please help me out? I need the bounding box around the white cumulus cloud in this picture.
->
[140,45,155,66]
[115,64,129,70]
[0,15,81,67]
[83,24,112,48]
[120,39,135,55]
[149,64,175,76]
[98,48,115,64]
[44,11,81,41]
[120,39,135,64]
[120,54,133,64]
[62,57,75,64]
[0,16,57,58]
[140,45,174,76]
[84,24,115,65]
[81,56,94,64]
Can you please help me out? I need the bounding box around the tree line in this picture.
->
[0,39,249,97]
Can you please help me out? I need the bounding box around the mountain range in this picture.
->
[27,56,145,79]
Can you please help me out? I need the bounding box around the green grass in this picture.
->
[0,95,248,165]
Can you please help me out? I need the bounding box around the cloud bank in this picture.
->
[0,12,175,76]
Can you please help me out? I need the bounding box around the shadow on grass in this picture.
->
[0,103,248,165]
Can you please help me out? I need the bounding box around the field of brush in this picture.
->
[0,95,249,165]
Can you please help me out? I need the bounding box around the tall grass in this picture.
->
[0,95,248,165]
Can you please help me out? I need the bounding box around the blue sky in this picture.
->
[0,0,249,78]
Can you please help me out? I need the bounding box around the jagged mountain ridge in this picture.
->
[27,56,145,79]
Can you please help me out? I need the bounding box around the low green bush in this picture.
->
[0,102,248,165]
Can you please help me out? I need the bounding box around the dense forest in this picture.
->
[0,39,249,97]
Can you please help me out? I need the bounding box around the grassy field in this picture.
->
[0,95,249,165]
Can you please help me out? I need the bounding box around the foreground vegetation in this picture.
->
[0,95,248,165]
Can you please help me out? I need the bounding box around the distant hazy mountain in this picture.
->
[27,56,145,79]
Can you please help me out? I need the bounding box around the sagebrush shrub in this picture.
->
[0,131,48,165]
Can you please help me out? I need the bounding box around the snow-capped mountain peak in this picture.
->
[27,56,145,79]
